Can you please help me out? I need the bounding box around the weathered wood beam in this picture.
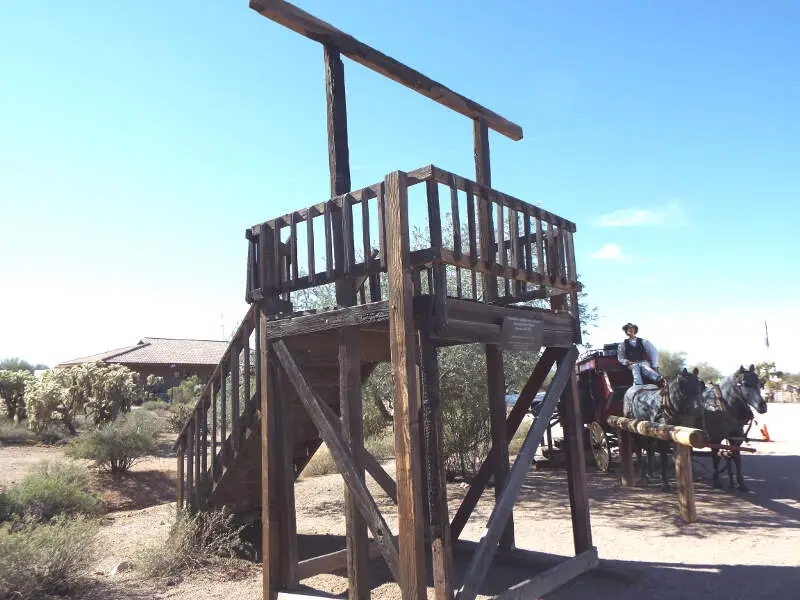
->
[495,547,599,600]
[296,543,383,581]
[363,451,398,505]
[273,340,401,581]
[385,170,427,600]
[606,416,709,448]
[249,0,523,140]
[260,311,280,600]
[455,346,578,600]
[560,367,593,554]
[674,445,696,524]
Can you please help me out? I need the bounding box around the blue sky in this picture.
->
[1,0,798,374]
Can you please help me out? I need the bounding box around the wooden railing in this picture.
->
[175,305,258,509]
[245,164,580,310]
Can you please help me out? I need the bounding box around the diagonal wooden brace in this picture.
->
[273,340,401,581]
[455,346,579,600]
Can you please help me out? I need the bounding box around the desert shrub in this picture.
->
[142,399,170,412]
[166,402,193,433]
[508,418,532,457]
[167,376,203,405]
[3,461,99,522]
[300,444,337,478]
[137,507,250,580]
[66,411,159,473]
[365,430,395,461]
[0,419,37,445]
[0,515,98,600]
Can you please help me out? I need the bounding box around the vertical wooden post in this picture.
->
[675,445,696,523]
[385,170,426,600]
[619,430,635,488]
[420,326,454,600]
[176,441,185,509]
[324,42,369,598]
[275,364,299,588]
[474,116,514,551]
[186,422,194,510]
[260,310,279,600]
[231,346,241,451]
[560,364,593,554]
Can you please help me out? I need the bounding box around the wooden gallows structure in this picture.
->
[175,1,598,599]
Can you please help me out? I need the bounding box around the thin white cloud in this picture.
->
[590,243,629,260]
[595,199,686,229]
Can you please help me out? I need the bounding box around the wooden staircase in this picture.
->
[175,304,391,515]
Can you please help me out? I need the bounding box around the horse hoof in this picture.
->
[738,484,750,493]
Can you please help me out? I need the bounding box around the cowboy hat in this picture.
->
[622,323,638,333]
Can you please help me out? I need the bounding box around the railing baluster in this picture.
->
[244,322,252,404]
[466,185,478,300]
[509,207,521,297]
[231,345,240,452]
[210,381,217,477]
[220,367,227,449]
[290,213,299,283]
[376,182,387,269]
[535,217,545,278]
[177,440,185,509]
[186,422,194,509]
[342,194,355,276]
[200,390,207,481]
[324,201,333,279]
[523,209,532,293]
[565,229,577,284]
[193,413,200,506]
[307,210,316,284]
[449,176,462,298]
[272,221,282,294]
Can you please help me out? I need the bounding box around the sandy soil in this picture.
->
[2,406,799,599]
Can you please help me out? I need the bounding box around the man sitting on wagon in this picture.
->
[618,323,666,389]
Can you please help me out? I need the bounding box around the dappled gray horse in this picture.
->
[699,365,767,492]
[623,368,705,489]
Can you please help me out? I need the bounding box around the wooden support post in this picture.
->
[275,365,299,589]
[675,445,696,524]
[419,326,454,600]
[340,327,369,600]
[260,310,280,600]
[385,170,427,600]
[186,422,194,509]
[560,367,593,554]
[473,116,514,550]
[619,430,635,488]
[210,381,217,475]
[456,347,579,600]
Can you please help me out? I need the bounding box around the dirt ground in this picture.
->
[2,405,798,600]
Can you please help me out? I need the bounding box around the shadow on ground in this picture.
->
[91,470,176,512]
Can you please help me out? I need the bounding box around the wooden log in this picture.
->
[248,0,523,141]
[619,430,635,488]
[450,347,562,540]
[385,170,427,600]
[273,340,401,581]
[296,544,383,580]
[674,445,696,524]
[606,415,709,448]
[495,547,599,600]
[363,451,398,504]
[455,346,578,600]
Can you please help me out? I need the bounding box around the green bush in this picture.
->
[365,430,395,461]
[0,420,36,445]
[0,515,98,600]
[2,461,99,522]
[142,399,171,412]
[66,411,159,473]
[137,507,250,581]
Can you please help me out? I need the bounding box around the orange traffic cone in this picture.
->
[760,424,772,442]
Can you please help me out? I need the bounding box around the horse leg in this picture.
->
[732,445,749,492]
[711,449,723,489]
[634,439,648,483]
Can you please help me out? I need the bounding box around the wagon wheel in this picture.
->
[590,421,610,472]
